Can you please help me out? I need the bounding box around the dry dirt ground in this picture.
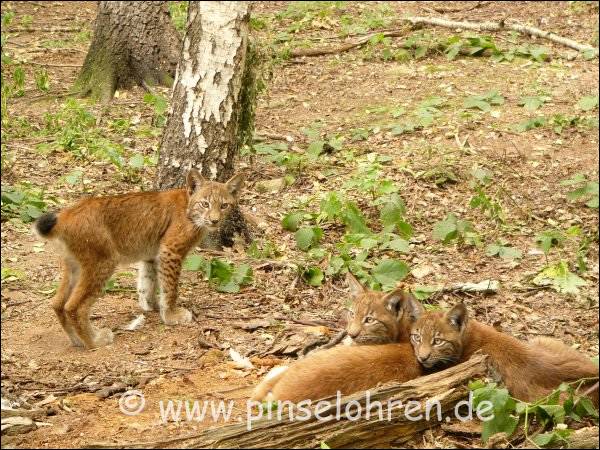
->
[1,1,599,448]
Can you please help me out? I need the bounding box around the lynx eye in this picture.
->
[433,338,444,346]
[200,201,209,209]
[363,316,375,324]
[410,334,421,344]
[221,203,230,210]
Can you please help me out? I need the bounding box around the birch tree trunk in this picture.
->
[73,1,180,101]
[155,1,252,189]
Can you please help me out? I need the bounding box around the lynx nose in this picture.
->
[417,353,430,364]
[210,218,219,225]
[347,327,360,339]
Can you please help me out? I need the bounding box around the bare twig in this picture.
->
[24,60,83,68]
[289,27,410,58]
[423,1,492,14]
[404,16,597,53]
[289,17,597,59]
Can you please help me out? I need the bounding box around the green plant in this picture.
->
[561,173,599,208]
[371,259,409,290]
[143,92,168,127]
[463,90,504,112]
[1,183,55,223]
[432,213,480,246]
[486,241,522,261]
[169,1,188,33]
[183,255,252,293]
[518,94,551,111]
[535,229,566,255]
[1,267,24,283]
[344,153,397,202]
[34,68,50,92]
[301,265,324,286]
[576,95,599,111]
[470,378,598,445]
[470,186,505,223]
[247,239,281,259]
[295,226,324,251]
[532,260,586,295]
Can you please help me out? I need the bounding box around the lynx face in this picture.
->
[344,273,424,345]
[410,303,468,370]
[186,169,244,232]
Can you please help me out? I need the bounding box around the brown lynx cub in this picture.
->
[34,169,244,349]
[252,275,424,402]
[344,273,423,344]
[410,304,599,405]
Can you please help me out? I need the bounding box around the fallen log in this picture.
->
[87,354,490,449]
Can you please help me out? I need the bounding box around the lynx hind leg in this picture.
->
[137,260,158,311]
[157,247,192,326]
[52,259,84,347]
[64,263,116,349]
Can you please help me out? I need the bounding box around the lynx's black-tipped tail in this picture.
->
[35,212,57,237]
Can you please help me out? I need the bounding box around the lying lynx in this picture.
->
[252,275,424,402]
[410,303,599,405]
[251,343,422,403]
[34,169,244,349]
[344,273,423,344]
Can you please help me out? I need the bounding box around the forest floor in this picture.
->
[1,1,599,448]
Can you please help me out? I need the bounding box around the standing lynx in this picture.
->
[34,169,244,349]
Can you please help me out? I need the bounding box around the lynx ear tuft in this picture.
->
[446,303,468,331]
[346,272,365,299]
[383,290,424,321]
[226,172,245,197]
[186,168,206,195]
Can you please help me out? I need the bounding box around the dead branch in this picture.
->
[404,17,597,53]
[86,355,490,449]
[289,28,410,58]
[9,26,82,33]
[563,426,599,449]
[422,1,491,14]
[289,17,597,59]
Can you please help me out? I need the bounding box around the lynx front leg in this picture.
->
[137,260,158,311]
[157,246,192,326]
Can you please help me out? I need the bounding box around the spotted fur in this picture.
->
[34,169,244,349]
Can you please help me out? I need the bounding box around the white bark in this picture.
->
[157,1,250,189]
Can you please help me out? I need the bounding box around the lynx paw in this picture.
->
[138,296,159,312]
[68,333,85,347]
[91,328,114,348]
[161,307,193,326]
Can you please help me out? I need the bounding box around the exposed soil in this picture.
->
[1,1,598,448]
